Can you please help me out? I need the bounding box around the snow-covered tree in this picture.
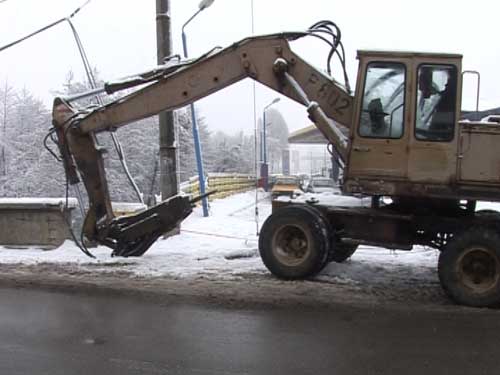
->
[0,85,65,197]
[0,81,16,176]
[259,107,289,174]
[177,107,215,182]
[210,130,255,174]
[56,70,162,202]
[0,73,261,200]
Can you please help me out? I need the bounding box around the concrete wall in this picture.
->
[0,199,76,249]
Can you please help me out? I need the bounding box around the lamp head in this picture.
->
[199,0,215,10]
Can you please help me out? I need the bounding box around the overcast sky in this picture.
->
[0,0,499,135]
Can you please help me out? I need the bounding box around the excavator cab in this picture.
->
[343,51,463,199]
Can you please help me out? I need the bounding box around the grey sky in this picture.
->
[0,0,498,135]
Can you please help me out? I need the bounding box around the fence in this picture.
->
[180,173,256,200]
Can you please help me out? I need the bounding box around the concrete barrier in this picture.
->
[0,198,77,249]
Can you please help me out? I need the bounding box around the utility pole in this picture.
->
[156,0,178,204]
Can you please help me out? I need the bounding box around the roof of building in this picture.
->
[461,107,500,122]
[288,123,349,144]
[289,107,500,145]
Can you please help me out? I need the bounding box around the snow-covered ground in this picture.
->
[1,191,500,306]
[0,191,270,278]
[0,191,442,279]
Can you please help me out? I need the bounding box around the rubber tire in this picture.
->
[329,243,358,263]
[438,228,500,307]
[259,205,330,280]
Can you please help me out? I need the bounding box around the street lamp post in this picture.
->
[261,98,280,191]
[181,0,215,217]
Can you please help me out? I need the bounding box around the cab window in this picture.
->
[359,62,406,139]
[415,65,457,141]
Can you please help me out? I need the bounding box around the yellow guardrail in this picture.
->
[180,173,256,201]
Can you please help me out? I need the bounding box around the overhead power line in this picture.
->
[1,0,143,206]
[65,18,144,204]
[0,0,92,53]
[1,0,144,257]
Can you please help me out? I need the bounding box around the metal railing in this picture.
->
[180,173,256,201]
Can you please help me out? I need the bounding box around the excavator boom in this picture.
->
[52,30,353,256]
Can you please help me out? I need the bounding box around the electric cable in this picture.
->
[251,0,260,236]
[43,113,96,258]
[1,0,144,246]
[0,0,98,257]
[63,119,96,258]
[0,0,91,53]
[42,128,61,161]
[64,168,95,258]
[65,18,144,204]
[44,112,83,165]
[181,229,256,242]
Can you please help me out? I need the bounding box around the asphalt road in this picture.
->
[0,287,499,375]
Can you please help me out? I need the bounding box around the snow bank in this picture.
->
[0,197,78,208]
[276,191,372,207]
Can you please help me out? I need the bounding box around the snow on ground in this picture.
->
[276,191,372,207]
[0,191,271,279]
[2,191,500,304]
[0,197,78,207]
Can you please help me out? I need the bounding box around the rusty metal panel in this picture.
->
[407,142,456,182]
[348,139,409,178]
[459,124,500,183]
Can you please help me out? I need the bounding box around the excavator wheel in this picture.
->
[259,205,330,280]
[438,227,500,307]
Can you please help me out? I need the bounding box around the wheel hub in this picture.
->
[272,224,311,267]
[458,247,500,293]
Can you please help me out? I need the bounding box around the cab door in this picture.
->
[348,59,410,179]
[407,62,460,183]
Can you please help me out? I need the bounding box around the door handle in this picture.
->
[353,146,371,152]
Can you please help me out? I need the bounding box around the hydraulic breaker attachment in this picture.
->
[101,194,206,257]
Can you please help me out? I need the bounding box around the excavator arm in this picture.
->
[52,31,354,257]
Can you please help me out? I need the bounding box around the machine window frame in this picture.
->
[358,61,407,140]
[414,63,458,143]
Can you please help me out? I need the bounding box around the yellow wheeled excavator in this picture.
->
[52,21,500,307]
